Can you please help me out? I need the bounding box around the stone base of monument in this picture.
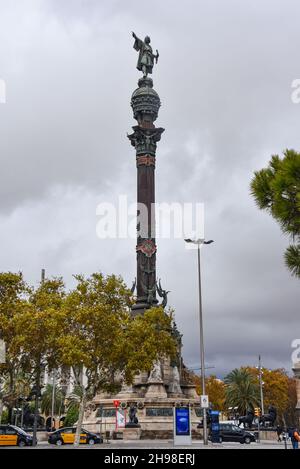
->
[83,397,202,439]
[258,430,277,441]
[123,426,142,440]
[145,382,168,399]
[83,361,201,440]
[180,385,199,400]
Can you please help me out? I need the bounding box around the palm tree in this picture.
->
[225,368,260,415]
[285,245,300,278]
[64,386,83,427]
[41,384,65,417]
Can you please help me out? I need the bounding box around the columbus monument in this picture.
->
[84,34,200,439]
[129,31,167,314]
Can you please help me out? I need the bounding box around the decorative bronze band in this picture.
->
[137,155,156,167]
[136,239,157,258]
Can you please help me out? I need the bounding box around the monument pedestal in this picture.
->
[116,382,137,400]
[123,427,142,440]
[145,382,168,399]
[181,384,199,399]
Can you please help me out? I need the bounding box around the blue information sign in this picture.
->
[210,410,220,443]
[175,407,190,436]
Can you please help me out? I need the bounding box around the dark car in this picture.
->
[48,427,102,446]
[216,423,256,444]
[0,425,34,447]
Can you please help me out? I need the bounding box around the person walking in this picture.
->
[291,428,300,450]
[276,425,283,442]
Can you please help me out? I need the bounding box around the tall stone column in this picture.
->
[128,77,164,315]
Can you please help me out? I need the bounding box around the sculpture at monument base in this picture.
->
[259,405,277,427]
[125,404,141,428]
[145,360,168,399]
[238,409,254,429]
[116,380,137,399]
[168,366,183,397]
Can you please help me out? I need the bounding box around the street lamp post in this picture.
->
[258,355,265,416]
[185,238,214,446]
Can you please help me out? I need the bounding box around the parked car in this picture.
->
[216,423,256,444]
[48,427,102,446]
[0,425,34,447]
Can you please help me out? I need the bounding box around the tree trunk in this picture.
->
[8,367,14,424]
[0,400,3,424]
[74,386,87,447]
[32,365,41,447]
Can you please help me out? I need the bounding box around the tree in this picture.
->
[205,376,226,412]
[192,374,226,412]
[225,368,260,415]
[251,149,300,278]
[56,273,177,447]
[247,367,292,423]
[64,386,82,427]
[0,272,31,423]
[285,377,298,427]
[41,384,65,418]
[12,277,65,444]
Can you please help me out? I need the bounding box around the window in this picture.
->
[63,428,74,434]
[232,426,242,433]
[6,429,17,435]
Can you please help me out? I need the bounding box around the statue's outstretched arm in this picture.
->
[132,32,143,51]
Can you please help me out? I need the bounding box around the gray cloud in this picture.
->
[0,0,299,377]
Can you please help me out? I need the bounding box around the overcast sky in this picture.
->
[0,0,299,377]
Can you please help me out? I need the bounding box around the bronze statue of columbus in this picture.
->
[132,32,159,78]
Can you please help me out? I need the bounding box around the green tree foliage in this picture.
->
[225,368,260,414]
[64,386,82,427]
[0,272,31,422]
[56,273,177,446]
[64,406,79,428]
[251,149,300,278]
[247,367,296,424]
[0,270,177,444]
[192,374,226,412]
[41,384,65,417]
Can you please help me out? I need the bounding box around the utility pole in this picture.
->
[258,355,265,416]
[185,238,214,446]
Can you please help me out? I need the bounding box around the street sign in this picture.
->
[173,407,192,446]
[200,395,209,409]
[113,400,120,408]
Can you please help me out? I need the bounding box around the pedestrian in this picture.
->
[291,428,300,450]
[276,425,283,442]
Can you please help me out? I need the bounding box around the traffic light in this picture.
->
[254,407,261,417]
